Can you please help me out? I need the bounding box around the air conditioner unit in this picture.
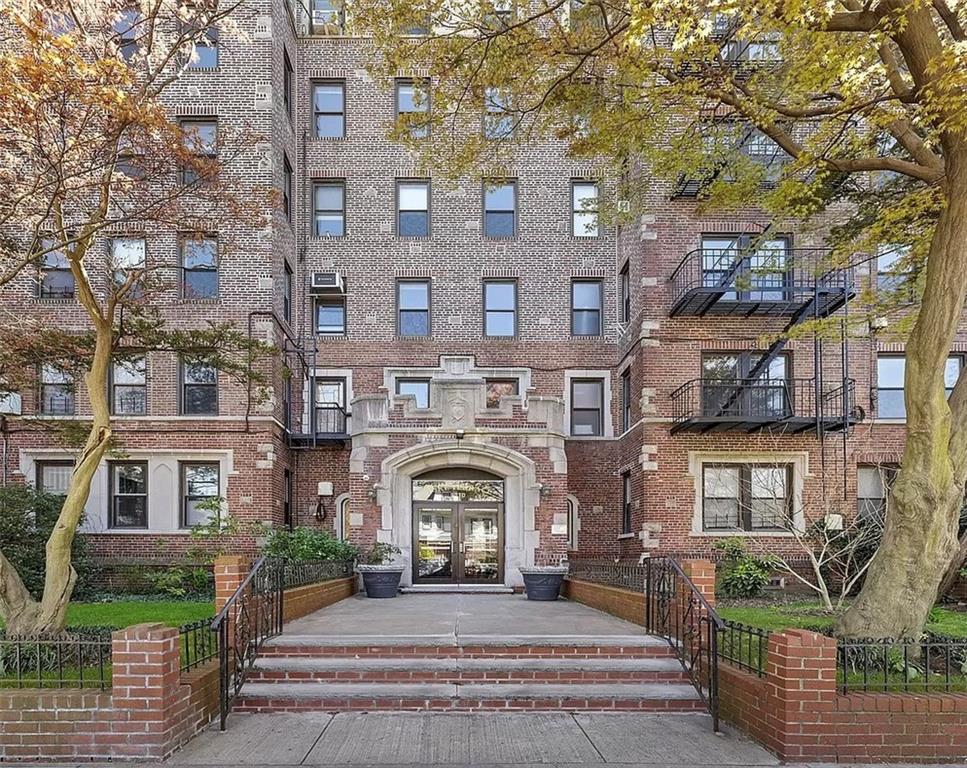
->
[309,272,345,293]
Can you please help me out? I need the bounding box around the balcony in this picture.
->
[670,377,862,434]
[669,248,854,318]
[288,403,350,447]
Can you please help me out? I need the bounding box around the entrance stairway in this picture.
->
[236,634,703,712]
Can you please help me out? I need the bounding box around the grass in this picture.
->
[0,600,214,632]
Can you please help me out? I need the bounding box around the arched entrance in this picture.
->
[412,468,504,584]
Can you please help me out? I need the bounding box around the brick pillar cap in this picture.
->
[112,622,176,641]
[214,555,251,567]
[773,628,836,647]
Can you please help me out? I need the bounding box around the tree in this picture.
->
[346,0,967,638]
[0,1,271,635]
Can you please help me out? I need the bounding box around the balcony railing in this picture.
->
[670,377,860,433]
[314,402,348,436]
[669,247,853,317]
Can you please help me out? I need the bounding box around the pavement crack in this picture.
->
[300,713,336,764]
[571,714,607,764]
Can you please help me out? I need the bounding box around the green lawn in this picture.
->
[0,600,214,631]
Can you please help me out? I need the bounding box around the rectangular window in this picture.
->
[181,462,220,528]
[111,236,146,295]
[313,81,345,138]
[700,234,790,301]
[311,0,344,32]
[36,460,73,496]
[397,180,430,237]
[571,181,599,237]
[110,462,148,528]
[741,130,787,181]
[484,87,513,139]
[571,279,602,336]
[283,155,293,222]
[876,244,911,290]
[570,378,604,436]
[180,119,217,185]
[313,181,345,236]
[702,463,792,531]
[396,79,429,138]
[486,378,518,409]
[701,351,789,418]
[397,378,430,409]
[316,296,346,335]
[283,468,293,529]
[621,368,632,433]
[182,361,218,415]
[283,262,293,324]
[397,280,431,336]
[484,0,515,28]
[114,9,140,61]
[877,355,962,418]
[619,262,630,323]
[483,181,516,238]
[182,236,218,299]
[283,50,294,121]
[484,280,516,337]
[188,26,218,69]
[40,364,74,415]
[112,357,147,416]
[621,471,632,535]
[39,240,74,299]
[857,465,898,519]
[315,378,347,433]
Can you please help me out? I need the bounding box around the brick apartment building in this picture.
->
[0,1,961,590]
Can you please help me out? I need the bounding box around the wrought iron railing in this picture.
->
[283,559,354,589]
[566,559,648,591]
[0,630,111,690]
[718,621,771,677]
[837,634,967,693]
[315,402,349,435]
[211,556,284,729]
[179,618,219,673]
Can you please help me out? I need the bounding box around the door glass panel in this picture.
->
[462,506,500,582]
[416,506,453,581]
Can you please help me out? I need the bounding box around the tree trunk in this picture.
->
[936,532,967,601]
[837,151,967,639]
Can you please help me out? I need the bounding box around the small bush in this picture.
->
[359,542,402,565]
[144,567,213,599]
[715,537,778,599]
[262,526,358,562]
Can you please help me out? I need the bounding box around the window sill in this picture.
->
[316,334,348,341]
[570,335,604,340]
[309,235,348,241]
[617,533,636,540]
[91,529,191,536]
[690,530,794,538]
[179,298,220,305]
[566,435,616,441]
[872,417,906,424]
[308,136,348,142]
[395,335,433,341]
[185,66,220,73]
[34,297,76,303]
[394,236,433,241]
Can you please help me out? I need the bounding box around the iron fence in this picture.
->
[837,634,967,693]
[566,558,648,591]
[179,619,219,673]
[283,559,354,589]
[0,630,111,690]
[718,620,771,676]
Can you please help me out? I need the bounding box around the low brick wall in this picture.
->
[283,576,356,623]
[563,577,646,625]
[0,624,220,762]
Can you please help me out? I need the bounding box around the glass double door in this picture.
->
[413,501,502,583]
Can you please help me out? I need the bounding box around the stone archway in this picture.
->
[375,441,542,587]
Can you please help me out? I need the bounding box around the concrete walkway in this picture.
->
[168,711,779,766]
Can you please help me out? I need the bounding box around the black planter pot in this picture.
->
[359,568,404,598]
[519,569,567,601]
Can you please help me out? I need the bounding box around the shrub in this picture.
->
[0,485,97,600]
[359,542,402,565]
[144,566,213,599]
[715,537,778,599]
[262,526,358,562]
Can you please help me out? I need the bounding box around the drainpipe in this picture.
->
[0,414,7,486]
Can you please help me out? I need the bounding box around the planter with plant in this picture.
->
[518,563,569,601]
[356,543,404,598]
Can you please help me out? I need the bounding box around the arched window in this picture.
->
[334,493,350,541]
[566,495,579,550]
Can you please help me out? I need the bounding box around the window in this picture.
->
[486,378,518,409]
[396,80,429,138]
[571,181,599,237]
[483,181,516,238]
[40,365,73,415]
[316,296,346,335]
[189,26,218,69]
[180,119,217,185]
[311,0,344,32]
[571,279,602,336]
[484,87,513,139]
[283,50,294,120]
[315,378,347,433]
[877,355,962,418]
[857,465,898,519]
[570,378,604,436]
[701,352,789,418]
[283,468,293,529]
[702,463,792,531]
[619,262,630,323]
[181,463,220,528]
[483,280,516,337]
[112,357,147,416]
[113,9,140,61]
[621,368,632,432]
[740,130,787,182]
[700,234,791,301]
[876,244,911,289]
[111,236,145,295]
[621,472,632,535]
[182,361,218,415]
[484,0,514,28]
[36,460,72,496]
[110,462,148,528]
[397,378,430,409]
[313,81,345,138]
[39,241,74,299]
[182,236,218,299]
[283,262,293,324]
[397,280,431,336]
[313,181,345,236]
[397,180,430,237]
[566,496,578,549]
[282,155,293,222]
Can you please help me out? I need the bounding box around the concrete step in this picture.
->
[400,584,515,594]
[236,681,704,712]
[247,655,687,683]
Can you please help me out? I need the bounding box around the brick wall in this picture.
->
[282,576,356,623]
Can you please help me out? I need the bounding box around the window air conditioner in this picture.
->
[309,272,345,294]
